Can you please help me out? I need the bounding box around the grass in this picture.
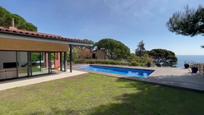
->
[0,73,203,115]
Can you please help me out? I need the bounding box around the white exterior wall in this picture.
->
[0,51,17,79]
[0,51,27,80]
[0,51,16,69]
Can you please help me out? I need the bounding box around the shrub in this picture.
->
[75,54,153,67]
[75,59,129,65]
[128,54,153,67]
[67,48,80,62]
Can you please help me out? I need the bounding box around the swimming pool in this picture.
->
[80,65,154,78]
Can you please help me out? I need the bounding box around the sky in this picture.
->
[0,0,204,55]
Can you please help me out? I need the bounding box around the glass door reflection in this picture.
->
[31,52,48,76]
[17,52,28,77]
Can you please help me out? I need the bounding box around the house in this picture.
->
[78,47,92,59]
[0,27,92,80]
[92,49,108,60]
[71,47,108,60]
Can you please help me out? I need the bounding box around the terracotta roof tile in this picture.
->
[0,27,93,44]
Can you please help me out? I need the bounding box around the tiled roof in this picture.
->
[0,27,93,44]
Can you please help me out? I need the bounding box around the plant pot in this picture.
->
[184,64,189,69]
[156,63,161,67]
[146,62,151,67]
[191,67,198,73]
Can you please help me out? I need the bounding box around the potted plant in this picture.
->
[184,63,190,69]
[184,61,190,69]
[191,64,198,73]
[146,62,151,67]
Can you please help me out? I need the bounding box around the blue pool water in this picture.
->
[80,65,154,78]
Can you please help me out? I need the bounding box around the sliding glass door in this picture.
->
[31,52,48,76]
[0,51,65,80]
[16,51,64,77]
[17,52,28,77]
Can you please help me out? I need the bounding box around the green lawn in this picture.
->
[0,73,204,115]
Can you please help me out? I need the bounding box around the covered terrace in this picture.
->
[0,27,92,80]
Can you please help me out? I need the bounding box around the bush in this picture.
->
[67,48,80,63]
[127,54,153,67]
[75,59,129,65]
[75,54,153,67]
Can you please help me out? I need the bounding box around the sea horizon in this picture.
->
[177,55,204,56]
[176,55,204,68]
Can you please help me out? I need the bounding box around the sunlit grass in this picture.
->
[0,73,203,115]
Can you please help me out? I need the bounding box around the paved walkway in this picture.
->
[151,67,190,77]
[0,70,87,91]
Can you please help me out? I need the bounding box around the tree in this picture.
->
[135,40,146,57]
[94,38,130,59]
[148,49,177,67]
[0,6,37,31]
[167,5,204,36]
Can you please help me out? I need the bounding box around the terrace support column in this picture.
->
[69,44,73,73]
[27,52,32,76]
[60,52,63,71]
[48,52,52,73]
[64,52,67,72]
[16,52,19,77]
[44,52,46,67]
[40,52,42,71]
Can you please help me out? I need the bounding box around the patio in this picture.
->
[147,67,204,91]
[0,70,87,91]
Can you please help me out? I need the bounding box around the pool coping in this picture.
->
[77,64,204,92]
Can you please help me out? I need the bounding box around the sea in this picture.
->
[176,55,204,68]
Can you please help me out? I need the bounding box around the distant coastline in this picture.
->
[176,55,204,68]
